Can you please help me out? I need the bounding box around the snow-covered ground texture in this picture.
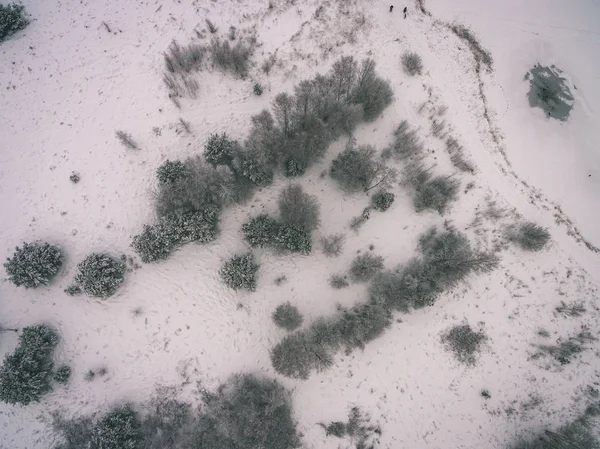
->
[1,0,599,448]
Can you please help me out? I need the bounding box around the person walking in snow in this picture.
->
[389,5,394,12]
[403,6,408,18]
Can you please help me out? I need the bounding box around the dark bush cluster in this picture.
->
[510,222,550,252]
[0,324,59,405]
[405,162,459,214]
[402,52,423,76]
[441,323,487,365]
[53,365,72,385]
[383,120,424,161]
[220,252,260,291]
[271,227,499,379]
[330,139,396,193]
[242,214,312,255]
[371,191,395,211]
[4,242,64,289]
[73,253,126,298]
[204,133,237,168]
[0,3,29,42]
[349,253,384,282]
[321,234,345,257]
[278,184,320,231]
[272,303,303,331]
[156,160,188,184]
[322,407,381,449]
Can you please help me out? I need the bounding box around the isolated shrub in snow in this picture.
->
[74,253,126,298]
[401,52,424,76]
[253,82,264,96]
[321,234,345,257]
[204,133,236,167]
[4,242,64,289]
[195,374,300,449]
[53,365,72,385]
[273,303,303,331]
[278,184,320,231]
[511,222,550,252]
[385,120,424,161]
[349,253,384,282]
[242,214,281,248]
[0,324,59,405]
[508,413,599,449]
[210,38,253,78]
[156,160,188,185]
[412,173,460,214]
[441,323,487,365]
[274,225,312,254]
[329,274,349,289]
[0,3,28,42]
[89,404,142,449]
[371,191,395,211]
[220,253,259,291]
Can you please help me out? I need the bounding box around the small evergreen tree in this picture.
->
[131,222,178,263]
[242,214,280,248]
[0,324,59,405]
[74,253,126,298]
[273,303,303,331]
[285,158,306,177]
[0,3,29,42]
[4,242,64,289]
[156,160,188,184]
[89,404,142,449]
[220,253,260,291]
[371,191,395,211]
[204,133,235,167]
[511,222,550,251]
[53,365,72,384]
[274,225,312,254]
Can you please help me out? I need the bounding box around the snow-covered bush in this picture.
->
[64,284,82,296]
[511,222,550,251]
[253,82,264,96]
[450,24,493,71]
[242,214,281,248]
[204,133,236,167]
[155,157,237,217]
[274,225,312,254]
[321,234,345,257]
[441,323,487,365]
[164,207,220,243]
[4,242,64,289]
[270,331,334,379]
[74,253,126,298]
[89,404,142,449]
[196,374,301,449]
[156,160,188,184]
[0,3,28,42]
[371,191,395,211]
[401,52,423,76]
[131,222,178,263]
[329,274,349,289]
[349,253,384,282]
[336,303,392,350]
[0,324,59,405]
[278,184,320,231]
[330,140,395,193]
[53,365,72,385]
[220,253,259,291]
[285,158,305,177]
[239,152,275,187]
[407,163,459,214]
[273,303,303,331]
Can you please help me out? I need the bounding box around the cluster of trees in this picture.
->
[54,374,301,449]
[270,226,499,379]
[135,56,393,264]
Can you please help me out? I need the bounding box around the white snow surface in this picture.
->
[0,0,599,448]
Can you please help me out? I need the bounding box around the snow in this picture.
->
[0,0,599,448]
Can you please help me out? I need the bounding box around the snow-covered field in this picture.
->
[1,0,599,447]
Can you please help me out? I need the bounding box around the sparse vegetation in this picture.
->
[273,303,304,331]
[278,184,320,231]
[329,274,349,289]
[511,222,550,251]
[4,242,64,289]
[220,252,260,291]
[402,52,424,76]
[74,253,126,298]
[534,328,597,365]
[0,324,59,405]
[450,24,493,71]
[0,3,29,42]
[321,407,381,449]
[321,234,345,257]
[446,137,475,173]
[555,301,586,317]
[441,323,487,365]
[371,191,395,211]
[210,38,253,78]
[384,120,424,161]
[115,130,138,149]
[405,162,459,214]
[350,253,384,282]
[205,18,218,34]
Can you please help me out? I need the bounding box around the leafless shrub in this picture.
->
[555,301,586,317]
[262,54,277,74]
[278,184,321,231]
[178,118,191,134]
[321,234,345,257]
[205,18,218,34]
[210,38,253,78]
[228,26,237,40]
[431,119,446,138]
[534,328,597,365]
[164,40,206,74]
[384,120,424,161]
[436,105,448,116]
[402,52,424,76]
[115,130,138,149]
[350,207,371,231]
[329,274,349,289]
[446,137,475,173]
